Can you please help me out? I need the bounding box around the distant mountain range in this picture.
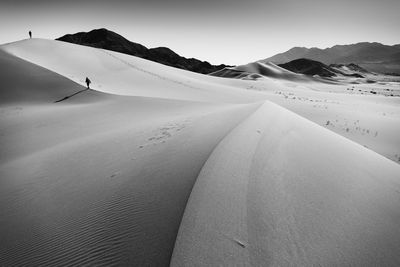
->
[57,28,229,74]
[262,42,400,74]
[56,30,400,76]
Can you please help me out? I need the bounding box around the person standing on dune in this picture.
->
[85,77,91,89]
[29,31,32,39]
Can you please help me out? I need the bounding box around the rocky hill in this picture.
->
[57,28,229,74]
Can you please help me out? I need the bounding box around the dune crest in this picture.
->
[172,101,400,266]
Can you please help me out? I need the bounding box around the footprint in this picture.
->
[233,238,246,248]
[110,172,120,178]
[144,122,186,147]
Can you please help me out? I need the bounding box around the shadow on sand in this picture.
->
[54,88,89,103]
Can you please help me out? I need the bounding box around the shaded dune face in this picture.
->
[0,50,106,105]
[1,39,400,266]
[278,58,337,77]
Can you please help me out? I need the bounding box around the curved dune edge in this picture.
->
[0,101,262,266]
[0,51,263,265]
[1,44,267,265]
[171,101,400,266]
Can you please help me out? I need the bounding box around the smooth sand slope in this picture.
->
[0,100,258,266]
[1,39,400,266]
[172,102,400,266]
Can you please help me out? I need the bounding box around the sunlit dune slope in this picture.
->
[172,101,400,266]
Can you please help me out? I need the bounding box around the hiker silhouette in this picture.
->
[85,77,91,89]
[29,31,32,38]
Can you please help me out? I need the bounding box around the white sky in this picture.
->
[1,0,399,65]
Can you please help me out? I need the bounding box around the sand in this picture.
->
[1,38,400,266]
[171,102,400,266]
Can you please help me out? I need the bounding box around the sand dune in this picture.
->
[209,67,263,80]
[2,39,263,104]
[0,42,262,265]
[0,100,259,266]
[1,39,400,266]
[0,49,108,105]
[172,101,400,266]
[233,61,312,82]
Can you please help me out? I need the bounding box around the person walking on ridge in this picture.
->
[29,31,32,39]
[85,77,91,89]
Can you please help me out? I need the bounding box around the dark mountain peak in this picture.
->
[278,58,336,77]
[92,28,108,33]
[57,28,148,57]
[57,29,228,74]
[86,28,118,39]
[287,58,323,65]
[60,28,111,41]
[279,58,367,78]
[149,47,179,57]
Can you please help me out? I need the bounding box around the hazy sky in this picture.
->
[1,0,399,65]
